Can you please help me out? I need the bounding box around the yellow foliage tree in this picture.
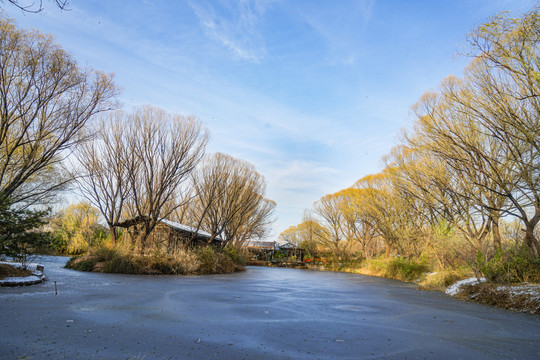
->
[51,202,104,254]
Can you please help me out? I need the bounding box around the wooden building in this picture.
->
[119,216,222,254]
[246,241,276,261]
[276,241,305,262]
[245,240,305,263]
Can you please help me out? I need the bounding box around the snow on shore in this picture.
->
[0,261,46,286]
[445,277,486,296]
[446,276,540,313]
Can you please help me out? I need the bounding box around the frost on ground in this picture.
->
[445,277,486,296]
[446,277,540,314]
[496,284,540,297]
[0,261,46,286]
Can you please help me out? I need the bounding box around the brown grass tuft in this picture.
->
[65,246,244,276]
[457,283,540,314]
[0,263,32,279]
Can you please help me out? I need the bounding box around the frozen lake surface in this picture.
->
[1,255,539,359]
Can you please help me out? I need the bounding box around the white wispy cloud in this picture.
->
[297,0,374,66]
[268,159,341,192]
[188,0,271,62]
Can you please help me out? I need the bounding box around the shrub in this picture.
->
[91,247,121,262]
[149,256,177,274]
[386,257,430,282]
[65,245,243,275]
[195,246,234,274]
[223,245,247,266]
[194,246,240,275]
[102,254,144,274]
[478,247,540,284]
[273,250,286,262]
[66,257,97,272]
[0,263,32,279]
[176,249,202,274]
[339,258,365,270]
[362,257,387,275]
[350,256,430,282]
[148,251,201,275]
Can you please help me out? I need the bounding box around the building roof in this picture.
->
[246,240,276,250]
[158,218,215,239]
[119,215,221,241]
[277,241,301,249]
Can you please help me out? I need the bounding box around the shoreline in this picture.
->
[0,261,47,286]
[248,260,540,314]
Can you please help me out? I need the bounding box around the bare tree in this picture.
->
[460,8,540,255]
[126,106,208,253]
[352,171,422,258]
[312,193,347,258]
[1,0,69,13]
[386,142,497,265]
[0,17,118,207]
[188,153,275,248]
[76,113,131,243]
[76,106,208,252]
[297,210,327,257]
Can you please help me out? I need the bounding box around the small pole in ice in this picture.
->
[55,281,57,295]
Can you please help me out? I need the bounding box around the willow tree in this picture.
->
[50,202,102,254]
[403,9,540,256]
[77,107,208,252]
[460,8,540,255]
[0,17,118,207]
[188,153,275,248]
[353,171,422,258]
[312,190,363,259]
[386,142,496,266]
[278,215,326,257]
[75,113,132,244]
[341,188,380,258]
[312,193,346,258]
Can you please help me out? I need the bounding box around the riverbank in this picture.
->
[0,261,46,286]
[65,246,244,275]
[449,279,540,314]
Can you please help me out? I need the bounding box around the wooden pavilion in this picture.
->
[245,240,305,263]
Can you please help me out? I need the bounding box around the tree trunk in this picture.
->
[108,224,118,244]
[427,238,445,270]
[524,223,540,257]
[385,241,391,258]
[490,215,502,251]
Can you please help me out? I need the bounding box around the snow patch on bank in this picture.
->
[496,284,540,300]
[445,277,486,296]
[0,261,46,286]
[445,277,540,313]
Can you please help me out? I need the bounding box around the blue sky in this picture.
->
[2,0,536,237]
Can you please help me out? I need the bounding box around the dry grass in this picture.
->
[334,257,430,282]
[66,246,244,275]
[305,257,431,283]
[457,282,540,314]
[0,263,32,279]
[418,269,473,291]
